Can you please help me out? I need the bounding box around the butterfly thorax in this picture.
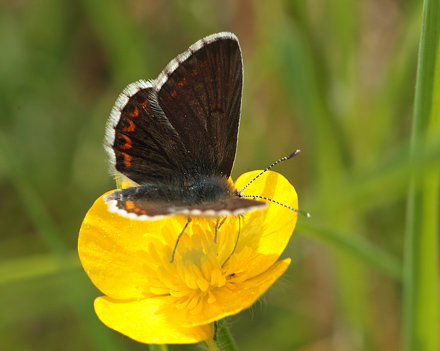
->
[183,175,237,204]
[106,175,237,206]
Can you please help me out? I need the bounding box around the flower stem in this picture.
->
[215,320,240,351]
[205,337,220,351]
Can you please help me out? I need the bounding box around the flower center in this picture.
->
[139,218,252,315]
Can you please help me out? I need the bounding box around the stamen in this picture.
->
[150,287,170,295]
[208,291,216,303]
[187,296,199,310]
[196,278,210,291]
[141,216,263,317]
[200,256,213,278]
[190,297,204,315]
[211,268,226,287]
[176,298,190,310]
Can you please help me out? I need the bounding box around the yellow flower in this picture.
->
[78,170,298,344]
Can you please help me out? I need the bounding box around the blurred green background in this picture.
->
[1,0,438,350]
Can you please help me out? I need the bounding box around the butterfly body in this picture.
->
[104,32,266,220]
[107,175,233,206]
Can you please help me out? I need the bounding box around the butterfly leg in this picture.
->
[214,216,227,243]
[221,216,241,268]
[170,217,192,263]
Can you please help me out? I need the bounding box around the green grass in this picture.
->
[403,0,440,350]
[0,1,438,350]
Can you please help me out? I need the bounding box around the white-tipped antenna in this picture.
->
[241,195,311,217]
[239,150,311,218]
[240,150,301,192]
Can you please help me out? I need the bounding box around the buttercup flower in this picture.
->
[78,170,298,344]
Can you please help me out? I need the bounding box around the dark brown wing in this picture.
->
[155,32,242,178]
[104,33,243,184]
[105,81,190,184]
[105,195,266,220]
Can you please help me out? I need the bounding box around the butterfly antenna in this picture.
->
[239,150,310,218]
[241,194,311,217]
[239,150,301,192]
[214,217,227,243]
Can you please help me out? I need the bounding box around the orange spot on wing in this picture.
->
[122,119,135,132]
[125,201,146,215]
[177,77,187,87]
[142,100,149,108]
[129,107,139,118]
[122,152,133,167]
[170,90,177,98]
[135,208,146,214]
[120,135,132,150]
[126,201,135,210]
[191,69,198,76]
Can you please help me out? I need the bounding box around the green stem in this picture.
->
[215,320,240,351]
[205,337,220,351]
[403,0,440,350]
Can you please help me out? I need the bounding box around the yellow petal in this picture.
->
[233,171,298,277]
[182,258,291,327]
[94,296,213,344]
[78,192,188,299]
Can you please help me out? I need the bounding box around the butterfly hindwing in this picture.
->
[106,193,267,220]
[105,81,191,184]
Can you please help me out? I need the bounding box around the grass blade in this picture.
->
[403,0,440,349]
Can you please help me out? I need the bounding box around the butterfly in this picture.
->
[103,32,271,220]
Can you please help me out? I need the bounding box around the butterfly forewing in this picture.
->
[156,33,243,178]
[105,33,243,184]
